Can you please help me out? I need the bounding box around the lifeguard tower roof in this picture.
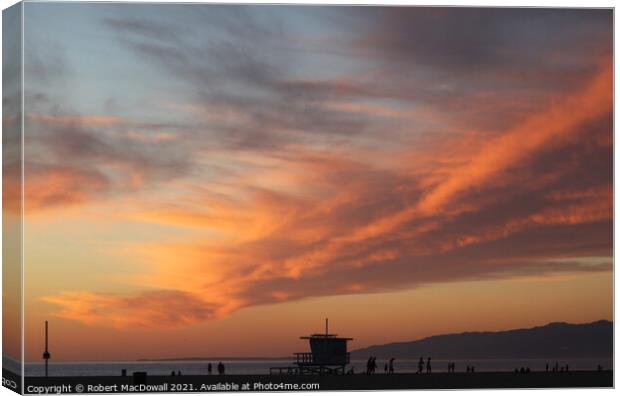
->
[301,334,353,340]
[300,319,353,340]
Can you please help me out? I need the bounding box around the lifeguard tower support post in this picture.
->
[271,319,352,375]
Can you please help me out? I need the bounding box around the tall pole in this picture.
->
[43,321,50,377]
[325,318,328,336]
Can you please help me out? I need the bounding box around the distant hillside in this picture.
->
[351,320,612,359]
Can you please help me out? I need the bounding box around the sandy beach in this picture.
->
[20,370,613,392]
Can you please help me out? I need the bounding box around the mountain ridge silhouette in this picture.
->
[351,320,612,359]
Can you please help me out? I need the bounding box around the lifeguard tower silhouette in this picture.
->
[271,319,352,375]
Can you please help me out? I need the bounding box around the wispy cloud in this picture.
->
[42,290,216,329]
[31,6,612,329]
[29,114,126,126]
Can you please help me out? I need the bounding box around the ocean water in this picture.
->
[20,358,612,377]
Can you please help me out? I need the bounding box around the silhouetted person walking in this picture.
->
[545,363,548,372]
[389,358,395,374]
[366,357,373,375]
[371,357,378,374]
[218,362,225,375]
[384,363,388,374]
[418,357,424,374]
[208,363,212,375]
[426,357,432,374]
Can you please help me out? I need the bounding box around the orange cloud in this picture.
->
[42,290,216,329]
[41,63,612,330]
[22,164,109,213]
[416,62,612,215]
[308,61,613,254]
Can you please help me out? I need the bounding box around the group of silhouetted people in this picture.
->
[417,357,432,374]
[367,356,396,374]
[154,358,609,378]
[169,362,226,376]
[366,357,378,374]
[545,363,569,373]
[361,360,606,375]
[366,356,377,374]
[205,362,226,375]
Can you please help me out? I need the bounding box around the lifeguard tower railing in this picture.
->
[294,351,351,366]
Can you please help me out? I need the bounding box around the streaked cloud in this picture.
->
[29,114,126,126]
[42,290,216,329]
[22,5,611,330]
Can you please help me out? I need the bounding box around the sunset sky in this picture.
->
[7,4,613,361]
